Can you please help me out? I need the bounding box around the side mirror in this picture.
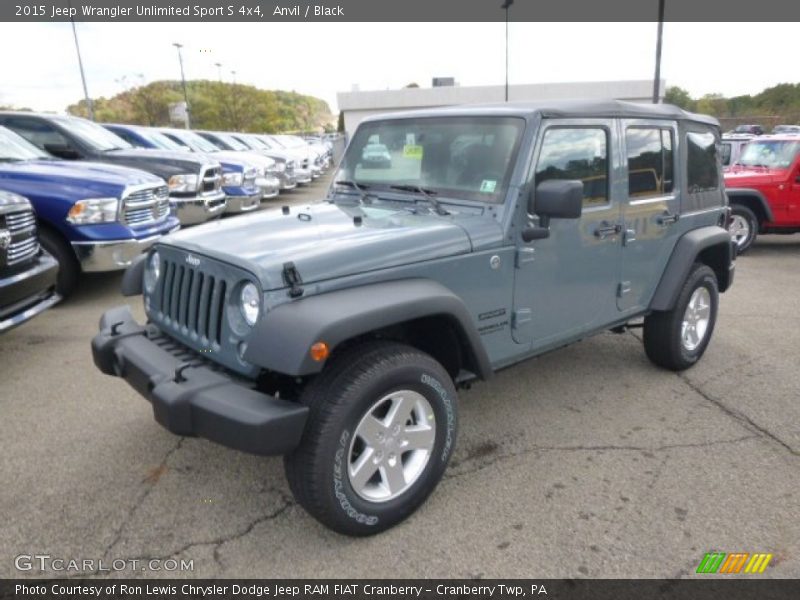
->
[44,143,81,159]
[522,179,584,242]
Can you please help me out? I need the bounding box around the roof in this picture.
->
[362,99,719,127]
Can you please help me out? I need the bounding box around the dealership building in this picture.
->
[337,79,664,136]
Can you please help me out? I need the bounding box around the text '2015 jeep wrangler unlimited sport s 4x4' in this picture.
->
[92,101,735,535]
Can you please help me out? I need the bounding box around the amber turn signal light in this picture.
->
[309,342,330,362]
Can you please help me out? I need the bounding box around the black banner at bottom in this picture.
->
[2,580,799,600]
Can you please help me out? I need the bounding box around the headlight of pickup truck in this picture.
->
[167,173,198,193]
[66,198,119,224]
[240,282,261,326]
[222,172,244,186]
[144,251,160,294]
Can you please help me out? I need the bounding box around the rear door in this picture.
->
[618,120,680,312]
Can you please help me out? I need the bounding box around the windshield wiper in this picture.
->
[333,180,377,205]
[389,184,449,216]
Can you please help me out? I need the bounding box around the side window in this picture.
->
[626,127,675,198]
[5,118,69,149]
[113,129,138,146]
[535,128,608,207]
[721,142,732,167]
[686,131,719,193]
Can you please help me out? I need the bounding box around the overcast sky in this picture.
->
[0,22,795,114]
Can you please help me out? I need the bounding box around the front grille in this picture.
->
[4,209,39,266]
[122,186,170,226]
[201,166,222,194]
[158,258,228,346]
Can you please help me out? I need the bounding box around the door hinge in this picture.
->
[623,228,636,246]
[282,262,304,298]
[515,247,536,268]
[617,281,632,297]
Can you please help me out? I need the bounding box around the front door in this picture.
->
[512,119,623,350]
[618,120,681,312]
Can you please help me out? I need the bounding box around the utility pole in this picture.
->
[653,0,665,104]
[67,0,93,120]
[173,42,191,128]
[502,0,514,102]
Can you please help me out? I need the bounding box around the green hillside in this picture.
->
[66,80,333,133]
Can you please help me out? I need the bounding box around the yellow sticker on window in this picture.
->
[403,144,424,159]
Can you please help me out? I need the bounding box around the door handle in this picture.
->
[594,222,621,239]
[657,212,680,226]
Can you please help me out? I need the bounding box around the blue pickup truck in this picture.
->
[0,126,179,297]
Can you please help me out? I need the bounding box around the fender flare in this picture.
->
[243,278,493,379]
[650,226,734,311]
[726,188,774,222]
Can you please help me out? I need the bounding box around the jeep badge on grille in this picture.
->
[185,254,201,267]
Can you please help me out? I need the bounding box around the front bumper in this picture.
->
[172,191,227,225]
[277,172,297,190]
[72,228,179,272]
[257,176,280,199]
[0,253,61,333]
[294,168,313,184]
[91,305,309,456]
[224,192,262,214]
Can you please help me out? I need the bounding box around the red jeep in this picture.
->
[725,135,800,252]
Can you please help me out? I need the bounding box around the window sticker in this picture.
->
[480,179,497,193]
[403,144,424,159]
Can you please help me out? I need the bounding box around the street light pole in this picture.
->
[173,42,191,128]
[653,0,665,104]
[67,0,93,120]
[502,0,514,102]
[215,62,223,82]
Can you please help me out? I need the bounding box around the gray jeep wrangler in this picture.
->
[92,101,735,535]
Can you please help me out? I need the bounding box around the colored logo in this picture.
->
[696,552,773,574]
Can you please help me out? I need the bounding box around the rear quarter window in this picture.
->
[683,128,723,213]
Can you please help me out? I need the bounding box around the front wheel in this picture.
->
[643,264,719,371]
[729,204,758,254]
[284,341,458,536]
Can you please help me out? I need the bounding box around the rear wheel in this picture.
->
[643,264,719,371]
[729,204,758,254]
[284,341,458,536]
[38,228,79,298]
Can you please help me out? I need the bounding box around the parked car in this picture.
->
[272,134,328,175]
[235,134,313,184]
[725,135,800,252]
[0,112,226,226]
[93,100,734,535]
[360,142,392,168]
[0,126,179,296]
[101,124,192,154]
[262,135,319,181]
[0,191,60,332]
[721,135,753,169]
[728,124,765,136]
[196,131,298,191]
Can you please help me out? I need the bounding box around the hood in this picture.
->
[104,148,214,177]
[724,166,786,187]
[160,202,476,290]
[0,159,162,197]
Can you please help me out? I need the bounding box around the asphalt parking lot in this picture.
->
[2,174,798,579]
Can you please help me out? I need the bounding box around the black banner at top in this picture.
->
[3,0,800,22]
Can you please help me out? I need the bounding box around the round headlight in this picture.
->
[240,282,260,326]
[144,251,160,294]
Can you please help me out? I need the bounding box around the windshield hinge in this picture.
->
[282,262,304,298]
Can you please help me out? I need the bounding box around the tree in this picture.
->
[664,86,695,111]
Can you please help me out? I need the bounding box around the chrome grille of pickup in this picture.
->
[201,166,222,194]
[4,209,39,266]
[122,186,170,226]
[158,258,228,346]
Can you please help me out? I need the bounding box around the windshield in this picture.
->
[0,126,52,161]
[240,135,267,150]
[136,128,186,151]
[166,130,220,153]
[736,140,800,168]
[215,133,248,151]
[335,116,525,203]
[54,117,132,151]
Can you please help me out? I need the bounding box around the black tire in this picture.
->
[730,204,758,254]
[38,227,79,298]
[643,263,719,371]
[284,341,458,536]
